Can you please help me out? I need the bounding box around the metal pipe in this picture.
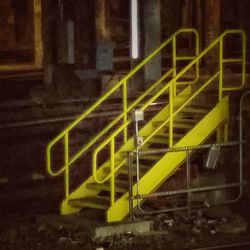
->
[128,152,134,221]
[138,141,242,155]
[134,182,242,216]
[135,119,140,210]
[186,150,191,216]
[135,182,241,200]
[131,141,244,216]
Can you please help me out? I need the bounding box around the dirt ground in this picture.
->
[0,201,250,250]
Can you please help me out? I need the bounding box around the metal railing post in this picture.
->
[172,36,177,97]
[128,152,134,221]
[186,150,191,217]
[219,38,223,101]
[64,132,69,198]
[123,81,128,143]
[110,138,115,205]
[169,82,174,148]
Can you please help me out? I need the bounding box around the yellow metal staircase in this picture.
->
[47,29,246,222]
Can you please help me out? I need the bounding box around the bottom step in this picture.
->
[69,196,110,210]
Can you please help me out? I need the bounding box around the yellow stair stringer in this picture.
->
[106,96,229,222]
[60,86,192,215]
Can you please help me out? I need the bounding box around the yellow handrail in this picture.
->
[91,29,246,206]
[46,28,199,181]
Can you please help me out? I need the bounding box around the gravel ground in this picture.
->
[0,206,249,250]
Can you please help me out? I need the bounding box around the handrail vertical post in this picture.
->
[217,37,224,143]
[169,81,174,148]
[219,37,223,101]
[64,132,69,198]
[110,138,115,206]
[172,36,177,97]
[123,81,128,143]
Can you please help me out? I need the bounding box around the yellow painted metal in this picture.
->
[47,29,199,178]
[169,82,174,147]
[122,81,128,143]
[223,58,243,63]
[172,37,177,97]
[141,72,220,148]
[97,30,244,221]
[46,29,246,221]
[64,133,69,197]
[110,138,115,206]
[92,86,192,184]
[107,97,229,222]
[219,39,224,101]
[59,86,192,215]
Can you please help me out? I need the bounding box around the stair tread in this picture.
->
[86,180,128,193]
[103,164,149,176]
[69,196,110,210]
[181,106,210,114]
[119,165,148,174]
[157,132,184,138]
[139,154,163,161]
[174,122,194,129]
[174,118,198,124]
[152,120,194,129]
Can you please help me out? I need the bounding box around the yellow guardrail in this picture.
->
[47,29,199,197]
[91,30,246,205]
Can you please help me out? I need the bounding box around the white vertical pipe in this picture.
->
[131,0,139,59]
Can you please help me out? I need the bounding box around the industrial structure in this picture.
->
[1,0,250,249]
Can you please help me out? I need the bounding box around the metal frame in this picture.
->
[128,90,250,219]
[46,29,246,217]
[47,29,199,199]
[128,142,244,219]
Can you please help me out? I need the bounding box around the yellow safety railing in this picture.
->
[47,29,199,198]
[92,30,246,205]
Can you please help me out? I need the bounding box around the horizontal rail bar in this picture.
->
[47,29,199,177]
[176,56,195,60]
[91,29,245,186]
[141,72,220,147]
[136,141,243,155]
[222,58,243,63]
[134,182,241,199]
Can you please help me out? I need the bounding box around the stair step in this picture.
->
[148,136,168,145]
[120,164,149,175]
[69,196,110,210]
[181,106,210,114]
[86,180,128,193]
[174,122,194,129]
[174,118,197,124]
[173,95,192,104]
[103,164,149,176]
[157,132,184,139]
[139,154,162,161]
[152,121,194,129]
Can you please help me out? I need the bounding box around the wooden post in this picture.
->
[34,0,43,68]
